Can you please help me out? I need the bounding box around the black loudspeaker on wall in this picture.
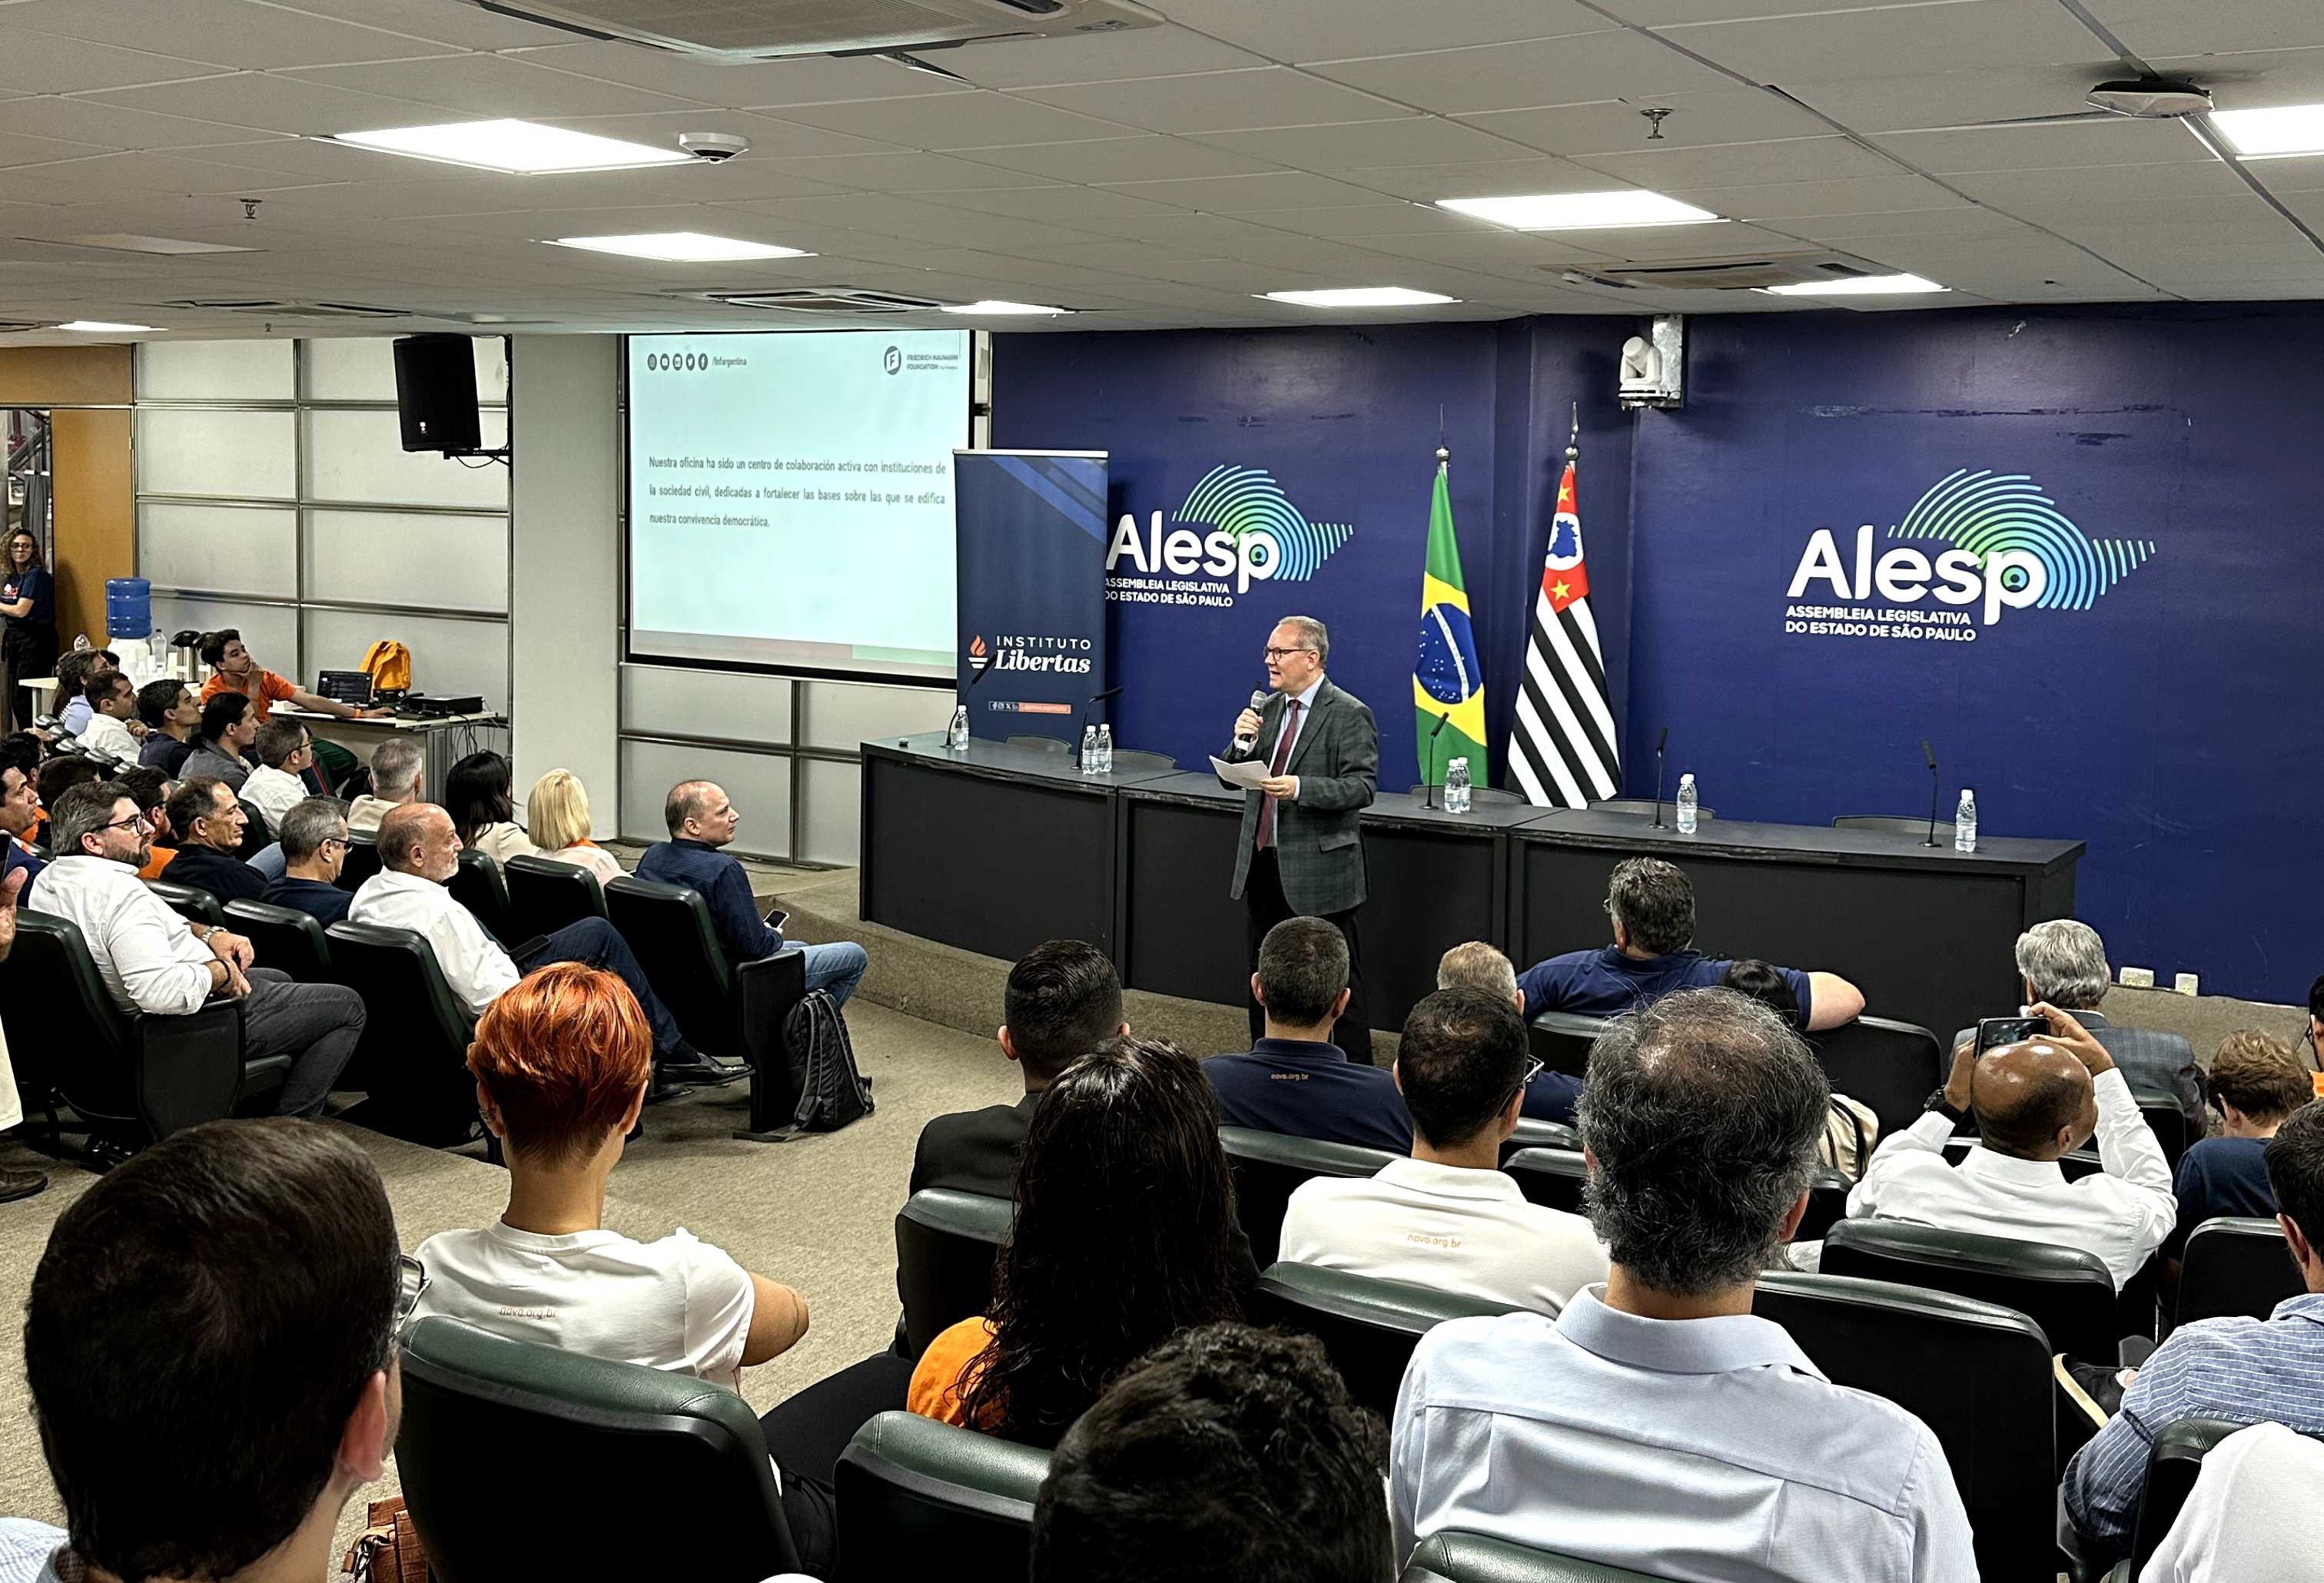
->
[393,334,482,454]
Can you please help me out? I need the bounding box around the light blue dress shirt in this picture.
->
[1391,1287,1977,1583]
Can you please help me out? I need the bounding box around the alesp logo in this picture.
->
[1784,469,2155,642]
[1106,466,1353,606]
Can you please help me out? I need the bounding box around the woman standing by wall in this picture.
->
[0,527,55,732]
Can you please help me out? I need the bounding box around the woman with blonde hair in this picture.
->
[526,767,620,884]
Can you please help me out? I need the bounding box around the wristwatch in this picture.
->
[190,922,214,942]
[1922,1087,1966,1124]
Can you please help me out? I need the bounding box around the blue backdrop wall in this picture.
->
[992,304,2317,1006]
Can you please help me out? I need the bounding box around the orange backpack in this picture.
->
[360,639,411,695]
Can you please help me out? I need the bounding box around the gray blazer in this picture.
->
[1220,677,1377,916]
[1950,1008,2206,1136]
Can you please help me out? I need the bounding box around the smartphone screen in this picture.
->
[1976,1015,2047,1055]
[763,907,789,932]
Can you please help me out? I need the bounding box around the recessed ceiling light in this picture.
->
[326,119,692,175]
[2210,103,2324,158]
[546,232,810,262]
[940,299,1071,316]
[1436,191,1725,230]
[1259,287,1459,308]
[55,320,159,333]
[1760,274,1950,297]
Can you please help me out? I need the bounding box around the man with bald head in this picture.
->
[635,778,867,1007]
[1841,1003,2176,1289]
[347,801,722,1085]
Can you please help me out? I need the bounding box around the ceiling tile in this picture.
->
[1944,160,2253,210]
[269,0,582,50]
[759,91,1138,151]
[722,150,1050,193]
[0,149,350,201]
[1332,154,1614,202]
[940,25,1270,90]
[78,71,457,138]
[1463,88,1829,158]
[1664,172,1973,219]
[503,41,968,107]
[0,0,460,71]
[904,184,1190,224]
[1018,68,1408,134]
[954,136,1277,184]
[1780,65,2125,135]
[1662,0,2108,83]
[0,130,115,172]
[1307,32,1731,115]
[2080,0,2324,58]
[1871,118,2219,174]
[0,32,227,95]
[0,94,295,152]
[2152,47,2324,111]
[1250,203,1492,239]
[1148,0,1609,62]
[1097,170,1404,211]
[1574,135,1900,190]
[551,110,908,161]
[1598,0,1970,22]
[1191,117,1532,173]
[1778,208,2034,242]
[282,53,704,118]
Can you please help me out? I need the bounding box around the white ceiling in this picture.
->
[2,0,2323,340]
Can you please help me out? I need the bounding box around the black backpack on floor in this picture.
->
[783,989,874,1133]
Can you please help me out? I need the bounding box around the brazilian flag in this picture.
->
[1414,459,1487,786]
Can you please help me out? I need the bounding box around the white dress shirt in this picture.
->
[240,764,306,837]
[1270,674,1324,772]
[2140,1421,2324,1583]
[1846,1066,2176,1289]
[347,868,516,1016]
[1392,1289,1974,1582]
[27,855,216,1016]
[1280,1156,1609,1316]
[346,794,400,834]
[77,710,138,765]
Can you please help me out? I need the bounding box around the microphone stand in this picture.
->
[1652,728,1669,829]
[1074,685,1124,770]
[1426,709,1451,811]
[1922,740,1941,848]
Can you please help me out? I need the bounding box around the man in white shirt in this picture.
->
[29,782,364,1116]
[2140,1422,2324,1583]
[1842,1004,2176,1290]
[241,718,314,838]
[1391,987,1974,1582]
[347,802,714,1078]
[1281,987,1605,1315]
[346,737,421,835]
[75,670,142,765]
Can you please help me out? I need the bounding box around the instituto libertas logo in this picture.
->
[1106,465,1354,606]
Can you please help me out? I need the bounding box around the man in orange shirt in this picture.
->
[198,629,388,724]
[121,767,179,881]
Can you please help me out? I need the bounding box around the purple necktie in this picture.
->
[1255,698,1302,851]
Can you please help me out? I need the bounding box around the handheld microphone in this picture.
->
[1652,726,1669,829]
[1921,738,1941,848]
[1232,688,1268,755]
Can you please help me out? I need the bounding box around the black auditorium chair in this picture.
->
[1403,1530,1672,1583]
[1504,1117,1578,1161]
[1794,1167,1858,1241]
[1832,814,1941,838]
[836,1412,1048,1583]
[503,852,609,940]
[146,877,226,928]
[398,1316,805,1583]
[324,921,478,1146]
[2113,1416,2250,1582]
[603,876,808,1140]
[1504,1146,1589,1214]
[223,898,334,981]
[2134,1096,2188,1170]
[448,848,513,944]
[1107,748,1176,775]
[1821,1219,2123,1364]
[1589,797,1715,821]
[1755,1272,2055,1583]
[1218,1127,1396,1269]
[233,801,271,861]
[337,830,383,891]
[1809,1016,1941,1140]
[1527,1010,1607,1080]
[2175,1217,2304,1329]
[1253,1263,1523,1416]
[896,1188,1013,1358]
[0,911,267,1151]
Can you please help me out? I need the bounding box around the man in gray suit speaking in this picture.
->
[1221,615,1379,1063]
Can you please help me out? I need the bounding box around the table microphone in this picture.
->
[1232,688,1269,755]
[1652,725,1670,829]
[1921,738,1941,848]
[1425,709,1452,811]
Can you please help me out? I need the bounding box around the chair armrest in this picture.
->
[736,947,807,1071]
[133,998,248,1139]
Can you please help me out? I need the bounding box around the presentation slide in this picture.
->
[626,330,972,677]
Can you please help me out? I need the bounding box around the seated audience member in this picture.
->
[199,627,383,723]
[347,736,421,833]
[348,802,716,1080]
[1727,957,1881,1178]
[2137,1420,2324,1583]
[1437,938,1581,1123]
[0,735,41,885]
[162,776,268,904]
[447,749,537,865]
[241,718,314,838]
[136,677,200,775]
[118,765,177,881]
[35,754,100,829]
[2176,1030,2310,1233]
[2065,1101,2324,1561]
[911,1037,1241,1449]
[1031,1323,1391,1583]
[408,964,826,1567]
[525,767,621,884]
[52,647,115,736]
[636,779,868,1007]
[263,798,354,928]
[0,1120,410,1583]
[1841,1004,2174,1289]
[75,670,141,763]
[32,784,363,1117]
[1280,987,1606,1315]
[1956,918,2205,1137]
[1518,857,1865,1030]
[0,860,40,1205]
[184,691,257,792]
[1391,987,1973,1579]
[1204,916,1411,1153]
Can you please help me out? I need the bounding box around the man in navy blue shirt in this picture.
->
[1516,858,1864,1032]
[634,780,867,1006]
[2175,1030,2312,1235]
[1204,916,1411,1153]
[261,797,354,928]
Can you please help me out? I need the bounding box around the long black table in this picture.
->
[861,734,2084,1045]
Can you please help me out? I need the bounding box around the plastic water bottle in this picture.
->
[1081,725,1100,775]
[1954,788,1977,853]
[945,705,969,752]
[145,628,167,682]
[1675,773,1698,835]
[1094,723,1113,775]
[1443,756,1472,815]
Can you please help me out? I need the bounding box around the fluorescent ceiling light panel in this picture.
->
[54,234,256,255]
[941,300,1070,315]
[1436,191,1723,230]
[1260,287,1459,307]
[548,232,809,262]
[1759,274,1949,297]
[328,119,692,175]
[2211,104,2324,158]
[56,320,159,332]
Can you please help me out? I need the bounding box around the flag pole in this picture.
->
[1568,400,1579,462]
[1429,436,1451,805]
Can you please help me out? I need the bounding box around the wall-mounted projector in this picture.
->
[1618,317,1684,410]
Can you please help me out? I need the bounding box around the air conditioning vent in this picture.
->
[167,299,409,318]
[463,0,1157,60]
[702,287,950,315]
[1559,255,1877,291]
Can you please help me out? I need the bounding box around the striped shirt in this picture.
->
[2063,1291,2324,1555]
[0,1519,68,1583]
